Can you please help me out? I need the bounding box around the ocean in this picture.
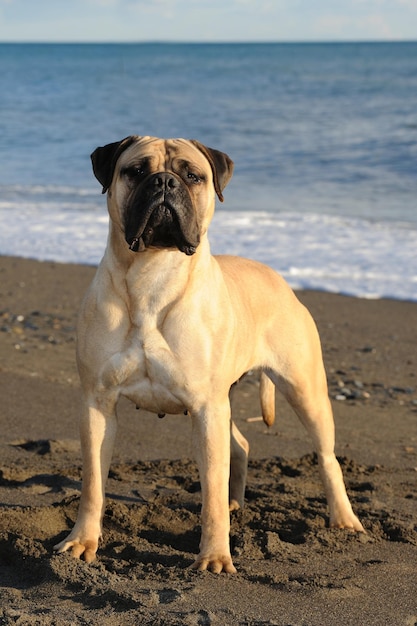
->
[0,42,416,300]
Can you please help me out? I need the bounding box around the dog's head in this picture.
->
[91,136,234,256]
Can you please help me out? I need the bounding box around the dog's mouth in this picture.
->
[126,203,199,256]
[124,176,200,256]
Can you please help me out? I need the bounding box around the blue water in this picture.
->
[0,42,416,299]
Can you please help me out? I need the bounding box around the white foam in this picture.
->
[2,198,416,301]
[209,211,417,301]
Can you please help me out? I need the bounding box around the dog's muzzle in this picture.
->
[125,172,200,256]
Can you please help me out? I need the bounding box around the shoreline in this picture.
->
[2,252,417,304]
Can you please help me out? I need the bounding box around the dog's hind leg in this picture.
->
[268,313,364,533]
[278,368,364,532]
[286,382,364,532]
[229,420,249,511]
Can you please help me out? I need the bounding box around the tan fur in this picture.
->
[54,136,364,573]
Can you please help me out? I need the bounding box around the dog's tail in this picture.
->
[260,372,275,427]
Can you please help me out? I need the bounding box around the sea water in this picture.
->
[0,42,416,300]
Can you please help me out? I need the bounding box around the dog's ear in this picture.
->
[91,136,137,194]
[190,140,234,202]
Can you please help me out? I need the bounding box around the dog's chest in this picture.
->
[102,324,187,416]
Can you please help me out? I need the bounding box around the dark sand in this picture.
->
[0,255,416,625]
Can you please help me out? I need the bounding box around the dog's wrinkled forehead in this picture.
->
[91,135,234,202]
[118,138,209,177]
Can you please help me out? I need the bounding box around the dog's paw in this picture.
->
[53,537,98,563]
[191,554,237,574]
[229,498,241,512]
[330,511,365,533]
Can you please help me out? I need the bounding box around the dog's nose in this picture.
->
[152,172,179,191]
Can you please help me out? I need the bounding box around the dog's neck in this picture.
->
[103,226,213,315]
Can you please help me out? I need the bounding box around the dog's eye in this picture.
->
[187,172,202,184]
[124,166,147,180]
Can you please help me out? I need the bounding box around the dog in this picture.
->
[54,135,364,573]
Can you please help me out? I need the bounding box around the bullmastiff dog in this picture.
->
[54,135,364,573]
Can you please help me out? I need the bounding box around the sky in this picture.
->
[0,0,416,43]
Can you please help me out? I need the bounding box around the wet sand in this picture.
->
[0,255,416,625]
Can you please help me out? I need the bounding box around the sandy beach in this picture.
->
[0,254,416,625]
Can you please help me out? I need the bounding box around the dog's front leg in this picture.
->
[54,394,117,563]
[191,400,236,574]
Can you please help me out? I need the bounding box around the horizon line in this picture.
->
[1,38,416,45]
